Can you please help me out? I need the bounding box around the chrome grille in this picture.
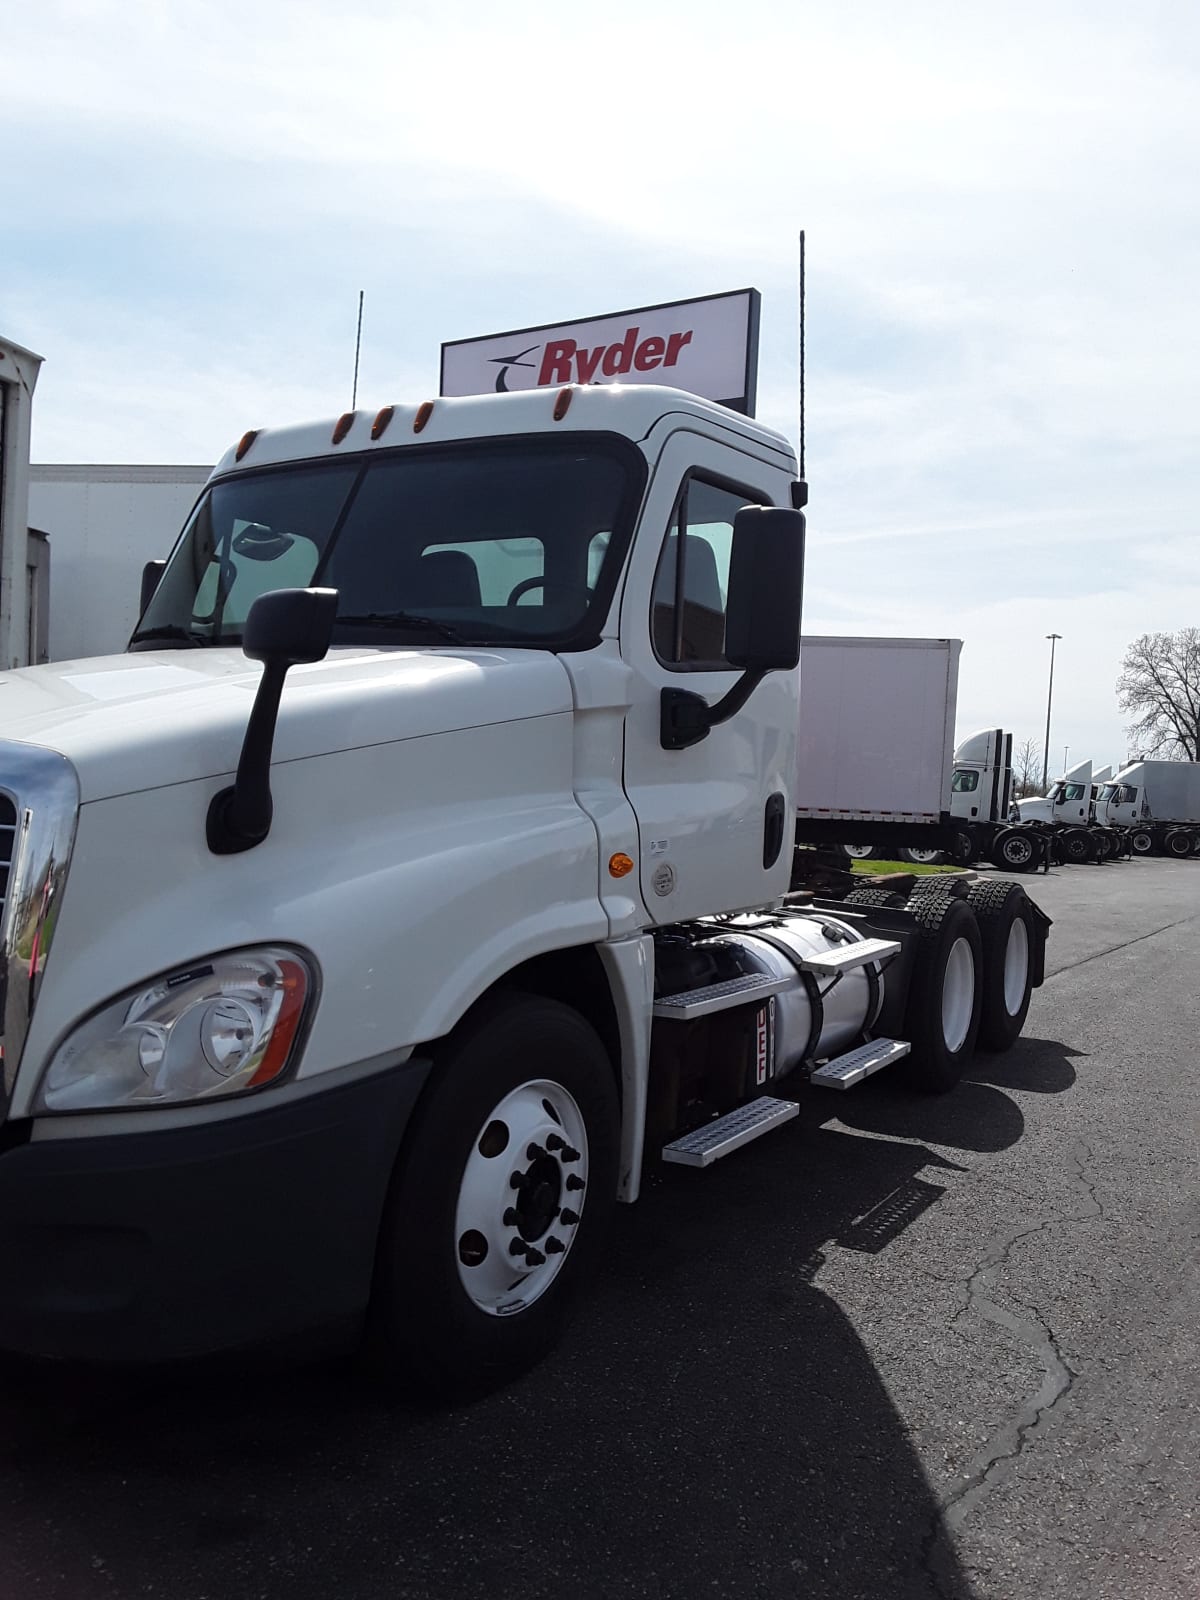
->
[0,792,15,920]
[0,747,80,1113]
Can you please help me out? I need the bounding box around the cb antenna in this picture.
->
[794,230,808,508]
[351,290,365,409]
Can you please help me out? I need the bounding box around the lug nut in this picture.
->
[546,1133,565,1152]
[510,1238,530,1257]
[524,1248,546,1267]
[527,1143,546,1161]
[565,1174,585,1192]
[503,1207,520,1227]
[509,1171,527,1190]
[560,1146,581,1164]
[560,1208,580,1227]
[544,1237,565,1254]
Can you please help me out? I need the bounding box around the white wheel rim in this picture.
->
[942,937,975,1054]
[1005,837,1033,864]
[1003,916,1030,1015]
[454,1078,588,1317]
[908,848,940,864]
[844,844,874,859]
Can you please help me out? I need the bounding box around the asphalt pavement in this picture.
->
[0,857,1196,1599]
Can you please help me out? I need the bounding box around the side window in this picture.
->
[651,476,765,667]
[952,769,980,793]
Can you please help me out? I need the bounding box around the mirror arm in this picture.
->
[660,670,767,751]
[206,660,290,854]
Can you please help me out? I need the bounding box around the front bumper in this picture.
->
[0,1061,429,1363]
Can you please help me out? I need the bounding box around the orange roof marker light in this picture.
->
[608,852,635,878]
[552,387,574,421]
[235,429,260,462]
[331,412,356,445]
[413,401,435,434]
[371,405,395,441]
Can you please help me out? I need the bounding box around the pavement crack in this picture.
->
[1045,912,1200,979]
[922,1139,1106,1572]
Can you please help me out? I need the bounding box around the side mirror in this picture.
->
[724,506,805,673]
[140,559,167,615]
[207,588,339,854]
[660,505,805,751]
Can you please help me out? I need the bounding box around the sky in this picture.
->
[4,0,1200,771]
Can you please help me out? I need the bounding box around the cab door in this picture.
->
[619,430,797,924]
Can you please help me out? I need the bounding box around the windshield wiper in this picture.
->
[128,624,211,649]
[335,612,466,642]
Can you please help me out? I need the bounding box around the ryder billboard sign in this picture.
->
[440,289,761,416]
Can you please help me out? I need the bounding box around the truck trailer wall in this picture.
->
[794,636,962,822]
[1127,760,1200,823]
[28,465,210,661]
[0,336,43,668]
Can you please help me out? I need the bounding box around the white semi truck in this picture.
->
[0,384,1051,1391]
[1013,759,1128,862]
[1096,760,1200,857]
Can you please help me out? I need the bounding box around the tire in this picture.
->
[843,887,908,910]
[1191,835,1200,857]
[1096,832,1114,861]
[1165,829,1192,859]
[842,844,876,860]
[898,846,944,866]
[907,875,969,901]
[1130,829,1154,855]
[368,994,619,1397]
[966,881,1035,1052]
[1061,829,1091,864]
[990,828,1037,871]
[900,897,982,1092]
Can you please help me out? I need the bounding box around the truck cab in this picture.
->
[949,728,1012,825]
[1017,759,1093,826]
[0,385,1049,1391]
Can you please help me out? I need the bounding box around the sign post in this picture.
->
[440,289,761,415]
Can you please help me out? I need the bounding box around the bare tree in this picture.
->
[1011,736,1042,799]
[1117,630,1200,762]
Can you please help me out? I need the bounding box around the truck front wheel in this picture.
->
[368,995,619,1397]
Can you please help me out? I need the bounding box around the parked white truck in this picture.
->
[0,384,1050,1391]
[1096,760,1200,857]
[1013,759,1128,862]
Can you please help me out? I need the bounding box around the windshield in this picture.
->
[951,769,979,793]
[131,435,643,651]
[1059,783,1087,801]
[1099,785,1117,802]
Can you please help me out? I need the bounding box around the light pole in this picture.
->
[1043,633,1062,791]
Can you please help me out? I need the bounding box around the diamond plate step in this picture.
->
[653,972,791,1021]
[799,937,900,976]
[661,1095,799,1168]
[809,1037,910,1089]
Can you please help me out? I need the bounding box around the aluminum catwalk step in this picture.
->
[653,972,792,1021]
[809,1037,911,1089]
[799,937,901,976]
[661,1095,799,1168]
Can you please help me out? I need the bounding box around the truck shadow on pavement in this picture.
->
[0,1039,1081,1600]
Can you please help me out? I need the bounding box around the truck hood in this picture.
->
[1016,797,1053,823]
[0,647,573,802]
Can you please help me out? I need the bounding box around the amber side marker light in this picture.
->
[553,387,574,421]
[371,405,395,440]
[608,853,635,878]
[247,959,310,1088]
[413,400,435,433]
[235,429,260,461]
[332,412,356,445]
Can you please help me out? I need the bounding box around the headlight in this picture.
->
[35,947,314,1114]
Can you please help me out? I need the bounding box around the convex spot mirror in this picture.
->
[233,522,296,561]
[724,506,805,673]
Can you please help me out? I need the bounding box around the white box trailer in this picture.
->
[794,635,960,843]
[0,335,44,669]
[28,464,210,661]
